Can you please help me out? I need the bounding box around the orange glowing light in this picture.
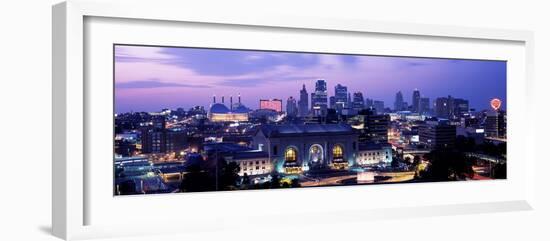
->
[490,98,502,111]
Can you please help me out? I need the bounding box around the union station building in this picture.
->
[252,124,360,174]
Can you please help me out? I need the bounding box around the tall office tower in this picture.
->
[435,96,454,119]
[365,98,374,109]
[373,100,385,114]
[334,84,348,114]
[452,98,469,117]
[485,99,506,138]
[352,92,365,112]
[394,91,405,111]
[286,96,298,117]
[329,96,336,109]
[419,97,430,115]
[298,84,309,117]
[412,89,421,113]
[311,79,328,116]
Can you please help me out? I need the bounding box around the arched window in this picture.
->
[285,147,297,162]
[333,145,344,159]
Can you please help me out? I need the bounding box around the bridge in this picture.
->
[465,152,506,164]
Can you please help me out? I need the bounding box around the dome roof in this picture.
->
[210,103,230,114]
[233,105,250,114]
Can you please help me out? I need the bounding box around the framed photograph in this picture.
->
[53,0,535,240]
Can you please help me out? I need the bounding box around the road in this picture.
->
[299,171,416,187]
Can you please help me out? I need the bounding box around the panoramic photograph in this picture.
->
[113,44,507,195]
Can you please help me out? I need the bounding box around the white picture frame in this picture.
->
[52,0,535,240]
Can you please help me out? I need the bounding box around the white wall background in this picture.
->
[0,0,548,240]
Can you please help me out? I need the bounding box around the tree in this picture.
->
[492,163,507,179]
[455,135,476,152]
[118,180,136,195]
[391,157,400,168]
[421,148,474,181]
[218,161,241,190]
[290,178,300,188]
[270,172,281,188]
[412,155,421,167]
[241,173,250,188]
[180,162,214,192]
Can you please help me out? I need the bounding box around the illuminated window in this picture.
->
[285,147,297,162]
[333,145,343,159]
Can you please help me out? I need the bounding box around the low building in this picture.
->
[356,143,393,166]
[208,96,250,122]
[204,143,271,177]
[226,151,271,176]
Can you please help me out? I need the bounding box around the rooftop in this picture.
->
[258,123,356,137]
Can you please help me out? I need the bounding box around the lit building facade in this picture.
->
[311,79,328,117]
[485,110,506,138]
[209,95,249,122]
[333,84,348,114]
[226,151,272,176]
[356,143,393,166]
[252,123,359,174]
[260,99,283,112]
[353,109,390,145]
[351,92,365,113]
[419,120,457,148]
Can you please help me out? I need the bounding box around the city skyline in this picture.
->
[115,44,506,113]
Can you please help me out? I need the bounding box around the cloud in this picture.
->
[114,45,175,63]
[115,80,210,89]
[156,47,320,76]
[218,75,319,87]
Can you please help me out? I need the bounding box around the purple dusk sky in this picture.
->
[114,44,506,113]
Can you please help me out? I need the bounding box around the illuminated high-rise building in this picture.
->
[485,98,506,138]
[412,89,421,113]
[351,92,365,112]
[373,100,384,114]
[298,84,309,117]
[394,91,405,111]
[419,97,430,115]
[286,96,298,117]
[311,79,328,116]
[334,84,348,114]
[435,96,453,118]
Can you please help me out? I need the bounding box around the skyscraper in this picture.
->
[329,96,336,109]
[412,89,421,113]
[334,84,348,114]
[419,97,430,115]
[373,100,385,114]
[365,98,374,109]
[352,92,365,112]
[394,91,405,111]
[311,79,328,117]
[453,98,469,117]
[286,96,298,117]
[298,84,309,117]
[435,96,453,118]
